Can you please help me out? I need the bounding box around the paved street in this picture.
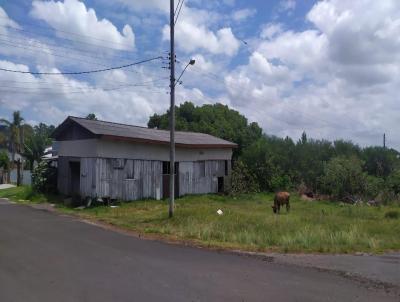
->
[0,199,398,302]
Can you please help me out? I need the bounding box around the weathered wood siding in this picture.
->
[58,156,231,201]
[179,160,227,196]
[79,158,162,200]
[57,156,80,195]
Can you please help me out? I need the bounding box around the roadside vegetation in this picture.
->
[2,186,399,254]
[1,108,399,254]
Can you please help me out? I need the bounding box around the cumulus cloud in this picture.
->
[0,59,170,126]
[162,4,240,56]
[30,0,135,50]
[225,0,400,149]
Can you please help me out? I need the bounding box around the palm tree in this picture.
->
[0,111,24,165]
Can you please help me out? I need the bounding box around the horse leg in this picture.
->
[286,202,290,213]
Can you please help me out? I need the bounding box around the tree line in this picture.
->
[149,102,400,202]
[0,111,55,173]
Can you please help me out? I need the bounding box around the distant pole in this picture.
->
[383,133,386,149]
[169,0,176,218]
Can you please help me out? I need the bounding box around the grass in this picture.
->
[1,186,399,253]
[0,185,63,204]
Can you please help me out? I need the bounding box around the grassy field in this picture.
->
[1,186,399,253]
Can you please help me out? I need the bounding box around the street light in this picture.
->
[175,59,195,86]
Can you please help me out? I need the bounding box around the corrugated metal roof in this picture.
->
[62,116,237,148]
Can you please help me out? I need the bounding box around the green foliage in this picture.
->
[230,161,259,194]
[23,123,55,169]
[32,161,57,193]
[0,150,9,170]
[320,156,366,199]
[62,193,400,253]
[362,147,398,177]
[86,113,97,120]
[148,102,263,157]
[364,175,385,199]
[384,210,399,219]
[148,103,400,197]
[386,169,400,194]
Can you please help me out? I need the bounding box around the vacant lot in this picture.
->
[1,186,399,253]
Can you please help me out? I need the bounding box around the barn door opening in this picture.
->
[217,177,224,193]
[162,162,179,199]
[69,161,81,197]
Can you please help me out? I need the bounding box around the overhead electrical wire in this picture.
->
[0,24,134,54]
[0,15,133,49]
[174,0,185,24]
[0,56,163,75]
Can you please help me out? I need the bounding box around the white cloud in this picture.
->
[30,0,135,50]
[224,0,400,149]
[232,8,257,22]
[260,23,283,39]
[279,0,296,12]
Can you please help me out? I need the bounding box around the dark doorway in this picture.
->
[162,162,179,199]
[69,161,81,197]
[217,177,224,193]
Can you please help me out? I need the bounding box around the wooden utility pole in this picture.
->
[383,133,386,149]
[169,0,176,218]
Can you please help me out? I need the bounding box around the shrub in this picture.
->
[319,156,366,199]
[384,211,399,219]
[386,169,400,195]
[364,175,385,199]
[270,175,292,192]
[0,150,9,170]
[32,161,57,193]
[231,160,259,194]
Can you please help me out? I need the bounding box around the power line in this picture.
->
[174,0,185,24]
[0,24,134,54]
[174,0,182,15]
[0,15,133,49]
[0,56,163,75]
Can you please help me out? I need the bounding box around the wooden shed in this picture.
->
[52,116,237,201]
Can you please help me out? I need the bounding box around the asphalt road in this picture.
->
[0,199,397,302]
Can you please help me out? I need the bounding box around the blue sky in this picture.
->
[0,0,399,150]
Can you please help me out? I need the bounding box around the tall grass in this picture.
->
[1,187,398,253]
[64,193,400,253]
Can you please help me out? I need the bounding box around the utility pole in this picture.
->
[169,0,176,218]
[383,133,386,149]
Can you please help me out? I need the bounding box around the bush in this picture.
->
[319,156,366,199]
[384,210,399,219]
[231,160,259,195]
[32,161,57,193]
[386,169,400,194]
[0,150,9,170]
[270,175,292,192]
[364,175,385,199]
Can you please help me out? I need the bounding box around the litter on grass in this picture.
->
[217,209,223,215]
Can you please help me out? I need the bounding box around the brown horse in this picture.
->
[272,192,290,214]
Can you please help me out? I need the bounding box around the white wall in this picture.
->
[57,138,233,162]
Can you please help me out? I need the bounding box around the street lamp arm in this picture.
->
[175,59,195,86]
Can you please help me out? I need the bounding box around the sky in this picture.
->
[0,0,399,150]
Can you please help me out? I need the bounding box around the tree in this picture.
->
[148,102,263,157]
[320,156,366,199]
[23,123,55,170]
[86,113,97,120]
[0,111,24,164]
[0,150,9,170]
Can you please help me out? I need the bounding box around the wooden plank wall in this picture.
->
[80,158,162,200]
[179,160,226,196]
[59,157,229,201]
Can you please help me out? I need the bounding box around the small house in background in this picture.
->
[51,116,236,201]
